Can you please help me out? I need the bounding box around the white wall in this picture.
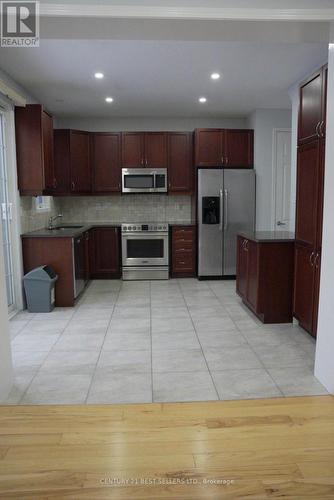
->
[54,116,248,131]
[315,26,334,393]
[0,219,13,400]
[248,108,292,231]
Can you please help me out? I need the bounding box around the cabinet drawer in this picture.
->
[172,227,196,241]
[173,240,194,252]
[173,253,195,271]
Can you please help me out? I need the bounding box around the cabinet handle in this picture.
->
[71,181,75,191]
[244,239,248,251]
[315,122,321,138]
[315,251,320,269]
[145,158,148,166]
[225,156,228,165]
[168,181,171,189]
[141,158,144,166]
[309,251,315,267]
[118,182,121,189]
[221,156,224,165]
[320,121,325,138]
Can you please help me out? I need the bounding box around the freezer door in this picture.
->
[223,169,256,275]
[198,169,223,277]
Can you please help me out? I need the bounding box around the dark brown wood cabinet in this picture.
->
[121,132,167,168]
[53,129,91,194]
[15,104,55,195]
[89,227,121,279]
[168,132,193,193]
[171,225,196,277]
[294,64,327,338]
[91,133,121,193]
[298,67,327,144]
[224,129,254,168]
[22,236,76,307]
[236,234,295,323]
[195,128,253,168]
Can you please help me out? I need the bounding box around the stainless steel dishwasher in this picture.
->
[72,235,86,298]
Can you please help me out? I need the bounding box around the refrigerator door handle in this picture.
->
[224,189,228,230]
[219,189,223,231]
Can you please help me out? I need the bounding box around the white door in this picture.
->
[272,129,292,231]
[0,112,15,311]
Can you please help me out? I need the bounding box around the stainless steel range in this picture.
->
[121,223,169,280]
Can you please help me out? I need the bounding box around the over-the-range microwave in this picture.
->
[122,168,167,194]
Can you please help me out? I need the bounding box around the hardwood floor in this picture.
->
[0,396,334,498]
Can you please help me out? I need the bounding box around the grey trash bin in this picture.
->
[23,265,58,313]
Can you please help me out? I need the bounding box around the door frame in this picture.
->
[0,98,24,315]
[271,128,292,231]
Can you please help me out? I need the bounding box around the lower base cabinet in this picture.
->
[236,234,295,323]
[293,242,320,338]
[171,225,196,277]
[89,227,121,279]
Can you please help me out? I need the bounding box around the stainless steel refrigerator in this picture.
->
[198,169,256,277]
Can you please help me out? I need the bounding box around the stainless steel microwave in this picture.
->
[122,168,167,194]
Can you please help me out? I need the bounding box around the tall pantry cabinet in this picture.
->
[293,64,327,338]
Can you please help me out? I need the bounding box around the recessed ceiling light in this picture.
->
[211,72,220,80]
[94,72,104,79]
[199,97,207,103]
[105,97,114,103]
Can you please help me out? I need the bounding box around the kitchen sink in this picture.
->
[48,225,84,231]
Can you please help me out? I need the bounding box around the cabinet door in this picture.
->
[41,111,55,190]
[295,140,320,247]
[246,239,258,309]
[92,133,121,193]
[90,227,120,278]
[144,132,167,168]
[195,129,223,167]
[236,237,248,298]
[293,243,316,335]
[70,131,91,193]
[121,132,144,167]
[224,129,253,168]
[298,69,323,144]
[168,132,193,193]
[53,130,71,194]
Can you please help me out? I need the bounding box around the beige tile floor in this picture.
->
[4,279,327,404]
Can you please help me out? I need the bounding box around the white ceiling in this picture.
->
[0,39,328,118]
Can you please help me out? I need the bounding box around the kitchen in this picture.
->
[0,35,330,406]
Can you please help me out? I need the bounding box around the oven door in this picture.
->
[122,232,169,267]
[122,168,167,193]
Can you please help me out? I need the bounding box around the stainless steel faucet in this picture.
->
[48,214,63,230]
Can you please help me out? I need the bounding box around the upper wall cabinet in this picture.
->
[298,66,327,145]
[194,128,254,168]
[91,133,121,193]
[121,132,167,168]
[168,132,193,193]
[54,130,91,195]
[15,104,55,195]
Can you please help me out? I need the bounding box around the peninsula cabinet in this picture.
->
[91,133,121,193]
[89,227,121,279]
[194,128,254,168]
[236,233,295,323]
[294,63,327,338]
[15,104,55,195]
[168,132,193,193]
[121,132,167,168]
[53,129,91,195]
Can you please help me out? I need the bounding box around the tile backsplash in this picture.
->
[20,197,61,233]
[20,195,194,233]
[57,195,193,224]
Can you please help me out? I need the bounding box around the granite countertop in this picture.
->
[238,231,295,243]
[21,221,196,238]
